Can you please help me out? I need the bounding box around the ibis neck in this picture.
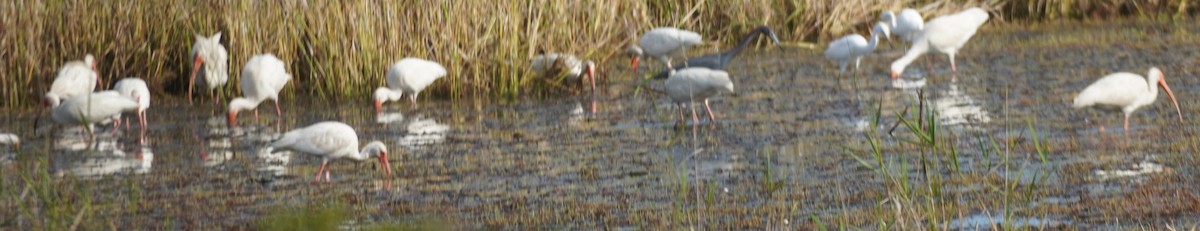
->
[891,40,928,74]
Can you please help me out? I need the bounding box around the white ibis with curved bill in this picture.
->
[1073,67,1183,131]
[652,25,783,79]
[372,58,447,113]
[269,121,391,182]
[45,54,99,107]
[890,7,988,79]
[627,27,704,71]
[228,54,291,127]
[664,67,735,126]
[188,32,230,104]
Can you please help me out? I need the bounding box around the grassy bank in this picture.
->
[0,0,1193,107]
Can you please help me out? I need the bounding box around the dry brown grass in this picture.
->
[0,0,1192,107]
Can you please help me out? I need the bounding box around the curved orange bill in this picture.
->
[630,57,640,71]
[377,151,393,175]
[1159,78,1183,123]
[189,55,203,103]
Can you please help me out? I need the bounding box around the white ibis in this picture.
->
[269,121,391,182]
[664,67,734,125]
[51,91,140,144]
[530,53,597,90]
[1072,67,1183,131]
[188,32,229,104]
[881,8,925,42]
[372,58,446,113]
[228,54,291,127]
[890,7,989,79]
[653,25,783,79]
[626,27,704,71]
[824,22,890,73]
[0,133,17,149]
[45,54,99,107]
[112,78,150,139]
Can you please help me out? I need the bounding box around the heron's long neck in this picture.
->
[723,27,768,60]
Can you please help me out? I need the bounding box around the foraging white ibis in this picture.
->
[530,53,597,90]
[664,67,734,125]
[372,58,446,113]
[51,91,140,144]
[228,54,291,127]
[626,27,704,71]
[1072,67,1183,131]
[112,78,150,139]
[881,8,925,42]
[269,121,391,182]
[653,25,783,79]
[890,7,989,79]
[824,22,890,73]
[45,54,99,107]
[188,32,230,104]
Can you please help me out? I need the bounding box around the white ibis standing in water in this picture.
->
[112,78,150,139]
[269,121,391,182]
[664,67,734,126]
[188,32,229,104]
[626,27,704,71]
[824,22,891,73]
[530,53,597,91]
[51,91,140,144]
[652,25,783,79]
[1072,67,1183,131]
[881,8,925,42]
[890,7,989,79]
[228,54,291,127]
[372,58,446,113]
[0,133,18,149]
[45,54,99,107]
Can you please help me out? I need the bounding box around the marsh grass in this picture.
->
[3,0,1193,108]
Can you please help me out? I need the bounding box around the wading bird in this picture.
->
[652,25,783,79]
[890,7,989,79]
[530,53,597,91]
[188,32,230,104]
[1072,67,1183,131]
[228,54,291,127]
[269,121,391,182]
[45,54,99,107]
[51,91,140,144]
[881,8,925,42]
[112,78,150,139]
[372,58,446,113]
[627,27,704,71]
[664,67,734,126]
[825,22,891,73]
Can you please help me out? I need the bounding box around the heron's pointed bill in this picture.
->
[189,55,204,103]
[1158,77,1183,123]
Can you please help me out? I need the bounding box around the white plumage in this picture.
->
[45,54,99,107]
[51,91,140,143]
[270,121,391,182]
[627,27,704,71]
[530,53,597,91]
[1073,67,1183,131]
[824,22,890,73]
[664,67,734,125]
[112,78,150,138]
[372,58,447,113]
[890,7,989,79]
[228,54,291,127]
[188,32,230,103]
[881,8,925,42]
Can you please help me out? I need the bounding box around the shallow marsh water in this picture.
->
[4,18,1200,229]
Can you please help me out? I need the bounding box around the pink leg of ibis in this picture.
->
[274,100,282,117]
[314,161,328,182]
